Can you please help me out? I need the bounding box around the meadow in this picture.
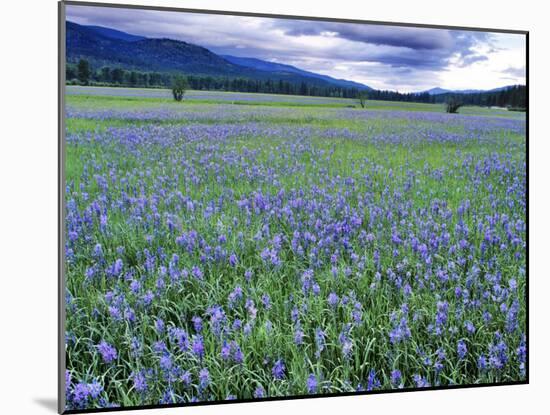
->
[64,88,526,410]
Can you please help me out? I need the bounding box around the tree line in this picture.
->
[67,59,526,109]
[67,61,359,98]
[360,87,526,109]
[432,86,526,109]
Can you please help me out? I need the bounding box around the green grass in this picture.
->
[65,92,525,118]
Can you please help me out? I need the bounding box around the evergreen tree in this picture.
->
[77,59,90,85]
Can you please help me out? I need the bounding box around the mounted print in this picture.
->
[59,1,528,413]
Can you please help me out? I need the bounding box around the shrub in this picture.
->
[445,97,463,114]
[171,75,188,101]
[357,90,368,108]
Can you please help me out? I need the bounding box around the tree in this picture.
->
[299,81,308,96]
[66,66,76,81]
[111,68,124,84]
[171,75,188,101]
[357,90,368,108]
[100,67,111,83]
[445,96,463,114]
[77,59,90,85]
[129,71,138,86]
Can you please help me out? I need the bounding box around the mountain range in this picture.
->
[66,21,371,91]
[220,55,371,90]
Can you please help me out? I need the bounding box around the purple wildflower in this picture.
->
[199,368,210,389]
[192,335,205,359]
[97,341,117,364]
[132,371,148,393]
[307,374,318,393]
[391,369,403,388]
[254,385,265,398]
[272,359,285,380]
[457,339,468,360]
[328,292,339,308]
[229,253,238,267]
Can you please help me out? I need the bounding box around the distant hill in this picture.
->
[424,87,452,95]
[424,85,517,95]
[66,21,370,90]
[221,55,371,90]
[66,21,246,76]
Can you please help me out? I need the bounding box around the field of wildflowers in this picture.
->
[64,91,526,411]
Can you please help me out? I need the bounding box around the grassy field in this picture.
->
[66,86,524,117]
[64,88,526,410]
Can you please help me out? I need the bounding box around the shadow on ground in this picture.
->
[34,398,57,413]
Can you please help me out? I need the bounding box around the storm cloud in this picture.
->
[502,66,526,77]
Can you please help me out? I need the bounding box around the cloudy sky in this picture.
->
[67,4,526,92]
